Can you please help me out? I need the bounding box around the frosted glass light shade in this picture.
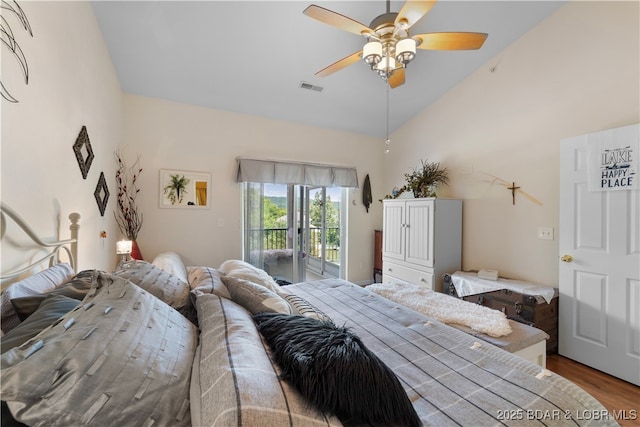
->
[363,41,382,65]
[379,56,397,69]
[376,56,397,73]
[396,38,416,64]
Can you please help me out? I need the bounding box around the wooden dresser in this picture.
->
[373,230,383,283]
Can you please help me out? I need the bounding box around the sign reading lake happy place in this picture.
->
[588,124,638,192]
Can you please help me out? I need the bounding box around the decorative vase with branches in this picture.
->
[114,149,143,259]
[164,174,190,205]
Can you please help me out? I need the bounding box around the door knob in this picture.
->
[561,254,573,263]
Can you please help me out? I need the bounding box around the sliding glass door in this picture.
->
[243,183,344,283]
[244,183,299,283]
[304,187,341,278]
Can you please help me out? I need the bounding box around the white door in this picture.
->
[559,125,640,386]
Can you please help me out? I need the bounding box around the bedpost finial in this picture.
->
[69,212,81,226]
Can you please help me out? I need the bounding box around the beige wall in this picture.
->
[0,1,384,284]
[383,1,640,286]
[2,1,638,289]
[122,94,384,283]
[1,1,123,275]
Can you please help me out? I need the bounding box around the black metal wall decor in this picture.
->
[94,172,110,216]
[73,125,94,179]
[1,0,33,103]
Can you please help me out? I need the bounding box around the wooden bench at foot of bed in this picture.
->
[451,318,549,368]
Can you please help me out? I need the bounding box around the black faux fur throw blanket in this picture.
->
[253,313,422,427]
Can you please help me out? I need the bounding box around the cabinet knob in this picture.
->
[420,278,426,282]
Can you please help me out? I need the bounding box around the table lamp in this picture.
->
[116,239,132,262]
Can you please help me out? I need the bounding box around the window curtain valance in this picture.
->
[236,158,358,188]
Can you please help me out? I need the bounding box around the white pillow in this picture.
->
[1,263,74,333]
[219,259,280,292]
[218,259,252,274]
[152,251,188,283]
[221,276,292,315]
[187,266,230,298]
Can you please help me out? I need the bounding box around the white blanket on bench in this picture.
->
[451,271,556,304]
[368,281,512,337]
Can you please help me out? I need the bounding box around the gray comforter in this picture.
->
[2,270,618,426]
[283,279,617,427]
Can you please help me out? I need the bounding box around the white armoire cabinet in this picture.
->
[382,198,462,292]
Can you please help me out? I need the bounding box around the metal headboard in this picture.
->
[0,202,80,282]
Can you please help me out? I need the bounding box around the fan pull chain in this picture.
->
[384,84,391,154]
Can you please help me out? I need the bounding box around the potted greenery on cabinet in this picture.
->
[385,159,450,199]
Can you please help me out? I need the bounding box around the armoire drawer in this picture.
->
[382,261,433,289]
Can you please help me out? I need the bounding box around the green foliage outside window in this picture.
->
[256,190,341,255]
[264,198,287,229]
[310,192,340,247]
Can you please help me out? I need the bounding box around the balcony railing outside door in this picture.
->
[248,227,340,265]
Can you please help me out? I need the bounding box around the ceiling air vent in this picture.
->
[299,81,323,92]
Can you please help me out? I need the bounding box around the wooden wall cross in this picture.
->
[481,173,543,206]
[507,182,520,205]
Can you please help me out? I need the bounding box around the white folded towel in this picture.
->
[478,269,499,281]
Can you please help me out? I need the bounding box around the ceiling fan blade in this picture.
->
[388,68,405,88]
[315,50,362,77]
[414,32,488,50]
[303,5,372,36]
[395,1,437,29]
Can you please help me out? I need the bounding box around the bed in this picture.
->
[0,204,619,426]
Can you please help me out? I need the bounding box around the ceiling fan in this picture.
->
[303,0,488,88]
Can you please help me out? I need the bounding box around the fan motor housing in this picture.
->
[369,12,398,33]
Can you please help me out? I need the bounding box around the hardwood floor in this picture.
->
[546,355,640,427]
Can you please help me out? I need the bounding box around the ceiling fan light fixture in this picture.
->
[303,1,488,89]
[396,38,416,65]
[375,56,397,80]
[363,41,382,65]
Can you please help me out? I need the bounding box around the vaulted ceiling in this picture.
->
[91,1,564,138]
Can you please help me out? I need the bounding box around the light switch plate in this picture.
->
[537,227,554,240]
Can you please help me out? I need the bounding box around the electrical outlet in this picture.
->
[537,227,554,240]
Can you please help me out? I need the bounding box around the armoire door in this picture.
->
[404,199,434,268]
[382,201,405,262]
